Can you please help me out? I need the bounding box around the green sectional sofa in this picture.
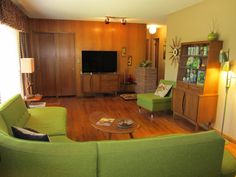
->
[0,94,236,177]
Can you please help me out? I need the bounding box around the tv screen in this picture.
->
[82,51,117,73]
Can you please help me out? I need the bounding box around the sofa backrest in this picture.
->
[0,114,9,135]
[0,134,98,177]
[0,128,226,177]
[97,131,224,177]
[0,94,30,135]
[159,79,176,97]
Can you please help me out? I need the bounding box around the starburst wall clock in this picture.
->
[169,37,181,65]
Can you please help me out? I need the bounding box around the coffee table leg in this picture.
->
[108,133,112,140]
[129,133,134,139]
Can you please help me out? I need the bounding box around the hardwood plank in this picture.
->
[43,96,236,157]
[225,142,236,157]
[44,96,194,141]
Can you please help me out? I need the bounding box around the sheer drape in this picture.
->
[0,24,21,103]
[0,0,28,103]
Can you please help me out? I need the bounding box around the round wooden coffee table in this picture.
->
[89,112,139,140]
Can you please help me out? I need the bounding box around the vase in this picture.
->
[208,32,218,41]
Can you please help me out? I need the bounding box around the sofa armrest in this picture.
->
[221,149,236,177]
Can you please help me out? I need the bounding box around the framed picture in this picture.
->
[197,70,205,85]
[122,47,126,57]
[128,56,132,66]
[163,44,166,60]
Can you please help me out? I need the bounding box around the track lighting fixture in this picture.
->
[105,16,127,25]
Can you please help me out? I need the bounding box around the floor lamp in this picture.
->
[219,50,236,135]
[20,58,35,98]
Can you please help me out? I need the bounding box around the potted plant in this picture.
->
[139,60,152,67]
[208,19,218,41]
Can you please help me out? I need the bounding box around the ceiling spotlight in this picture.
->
[147,24,158,34]
[121,18,127,25]
[105,17,110,24]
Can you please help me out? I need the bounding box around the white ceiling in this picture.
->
[12,0,203,25]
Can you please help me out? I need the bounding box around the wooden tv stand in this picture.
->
[81,73,120,94]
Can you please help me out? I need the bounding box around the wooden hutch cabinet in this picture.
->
[172,40,223,129]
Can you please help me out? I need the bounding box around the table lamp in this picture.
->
[20,58,35,98]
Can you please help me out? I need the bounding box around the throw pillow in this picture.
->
[11,126,50,142]
[154,83,172,97]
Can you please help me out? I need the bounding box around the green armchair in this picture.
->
[137,80,176,118]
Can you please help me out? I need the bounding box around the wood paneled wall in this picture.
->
[29,19,146,96]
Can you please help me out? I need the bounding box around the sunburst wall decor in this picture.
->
[169,36,181,65]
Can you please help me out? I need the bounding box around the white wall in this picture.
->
[165,0,236,139]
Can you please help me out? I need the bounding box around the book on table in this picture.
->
[96,118,115,126]
[29,102,46,108]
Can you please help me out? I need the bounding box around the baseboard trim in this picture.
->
[213,128,236,144]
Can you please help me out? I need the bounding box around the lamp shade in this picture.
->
[20,58,35,73]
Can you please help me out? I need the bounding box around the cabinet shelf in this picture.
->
[179,66,206,70]
[173,40,223,130]
[181,55,208,58]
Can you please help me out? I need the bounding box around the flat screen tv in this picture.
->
[82,50,117,73]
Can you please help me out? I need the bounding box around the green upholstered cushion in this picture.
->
[137,93,172,111]
[97,131,224,177]
[0,114,9,135]
[221,149,236,177]
[26,107,67,136]
[137,93,171,103]
[0,94,30,135]
[0,135,97,177]
[50,135,74,142]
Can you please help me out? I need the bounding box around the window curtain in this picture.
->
[20,32,30,58]
[19,32,32,96]
[0,0,29,103]
[0,24,21,103]
[0,0,28,32]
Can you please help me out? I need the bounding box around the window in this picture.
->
[0,24,21,103]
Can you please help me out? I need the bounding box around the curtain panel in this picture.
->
[19,32,32,96]
[19,32,30,58]
[0,0,29,31]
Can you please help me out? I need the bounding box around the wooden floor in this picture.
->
[44,95,236,157]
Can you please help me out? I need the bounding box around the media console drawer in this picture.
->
[81,73,119,94]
